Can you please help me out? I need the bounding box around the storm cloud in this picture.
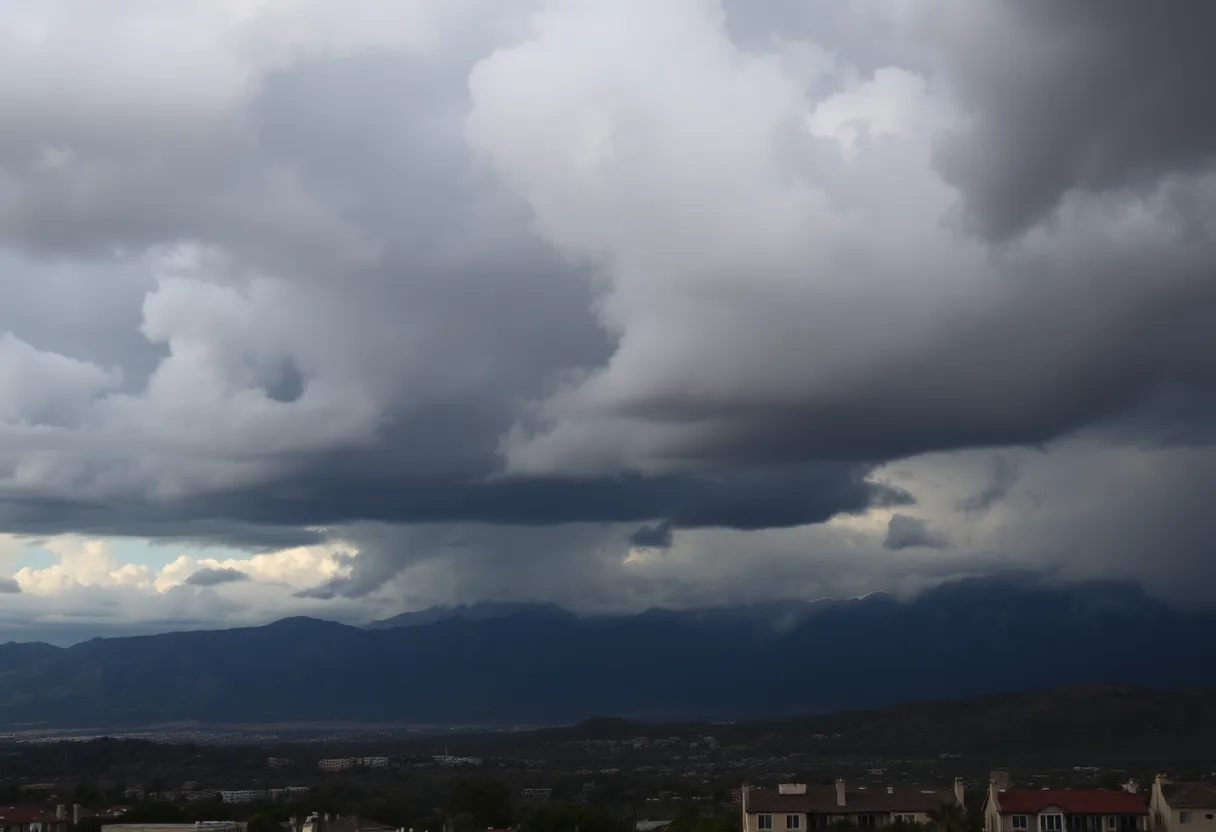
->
[184,567,251,587]
[0,0,1214,625]
[884,515,950,551]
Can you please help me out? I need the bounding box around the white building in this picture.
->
[220,790,268,804]
[319,759,357,772]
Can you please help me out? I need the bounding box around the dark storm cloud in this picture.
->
[884,514,950,551]
[189,461,902,531]
[629,521,674,549]
[184,567,251,587]
[0,577,20,594]
[476,0,1216,483]
[932,0,1216,240]
[0,21,896,573]
[0,497,328,553]
[1,0,1216,617]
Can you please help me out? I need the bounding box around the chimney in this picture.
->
[954,778,965,806]
[56,806,66,820]
[73,805,82,825]
[836,780,847,808]
[742,783,751,815]
[1124,780,1139,795]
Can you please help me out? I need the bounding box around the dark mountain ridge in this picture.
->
[1,578,1212,728]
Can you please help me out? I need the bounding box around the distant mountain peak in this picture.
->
[261,616,355,631]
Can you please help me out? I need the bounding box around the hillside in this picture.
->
[472,684,1216,765]
[1,578,1214,727]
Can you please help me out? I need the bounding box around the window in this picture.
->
[759,816,774,830]
[1013,817,1029,830]
[858,816,878,828]
[1179,813,1191,825]
[1107,818,1117,831]
[1040,816,1064,832]
[895,816,917,825]
[787,816,802,830]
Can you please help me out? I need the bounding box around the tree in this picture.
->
[449,781,514,830]
[120,802,187,824]
[666,808,739,832]
[73,783,102,808]
[518,805,628,832]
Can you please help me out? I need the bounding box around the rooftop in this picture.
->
[747,785,958,815]
[994,790,1148,815]
[1161,782,1216,810]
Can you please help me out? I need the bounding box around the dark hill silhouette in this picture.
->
[0,578,1212,727]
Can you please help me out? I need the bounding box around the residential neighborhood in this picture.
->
[741,780,964,830]
[740,774,1216,832]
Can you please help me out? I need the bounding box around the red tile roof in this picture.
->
[0,807,67,824]
[996,790,1148,815]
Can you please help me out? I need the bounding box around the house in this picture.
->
[983,775,1148,832]
[0,808,71,832]
[1150,776,1216,832]
[742,780,964,831]
[287,814,395,832]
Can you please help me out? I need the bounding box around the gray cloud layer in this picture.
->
[184,567,251,587]
[884,515,950,551]
[0,0,1214,613]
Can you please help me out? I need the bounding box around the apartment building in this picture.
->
[983,777,1148,832]
[1150,776,1216,832]
[742,780,964,832]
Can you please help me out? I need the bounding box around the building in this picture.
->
[1150,776,1216,832]
[289,814,395,832]
[742,780,963,831]
[983,776,1148,832]
[0,807,71,832]
[318,759,357,772]
[103,825,244,832]
[432,755,482,766]
[220,790,269,804]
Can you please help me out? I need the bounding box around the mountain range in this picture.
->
[1,577,1214,728]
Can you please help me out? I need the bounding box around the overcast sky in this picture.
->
[2,0,1215,645]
